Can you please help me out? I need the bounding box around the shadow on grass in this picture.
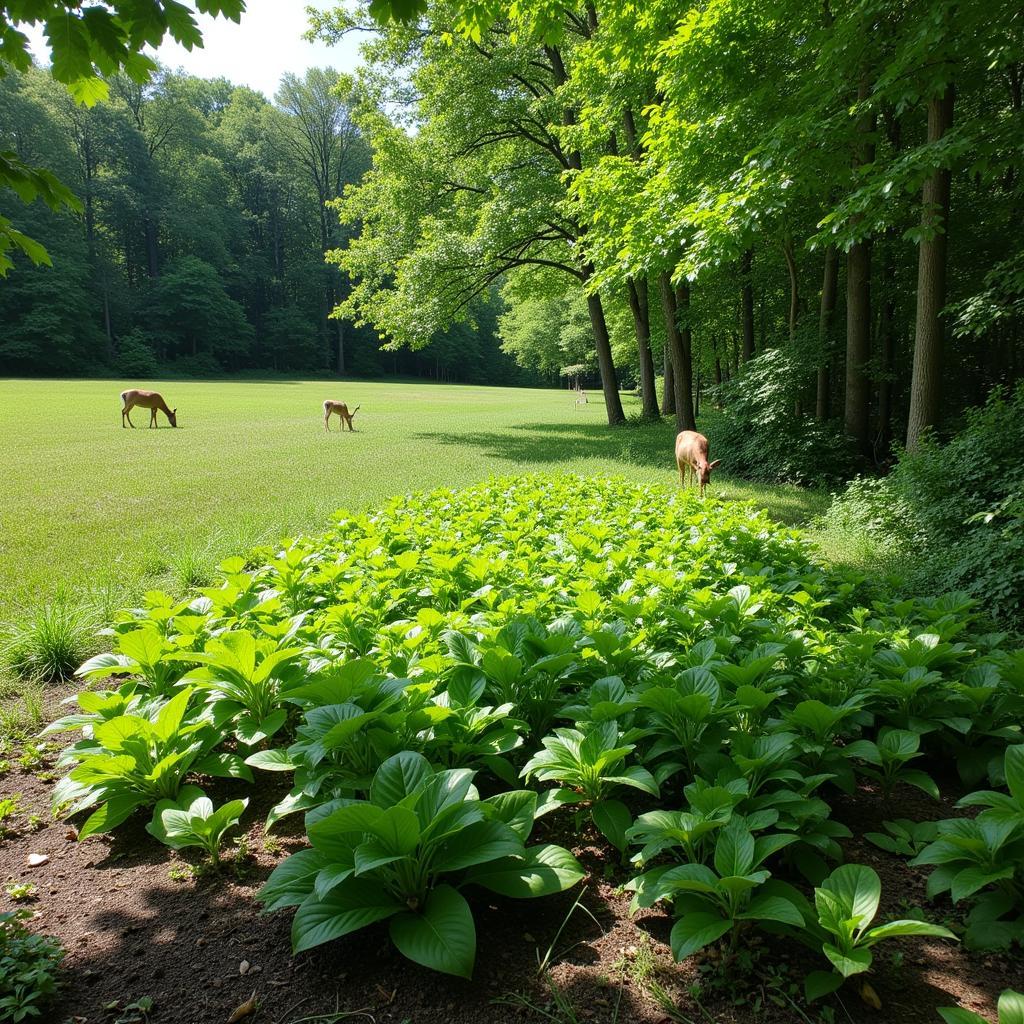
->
[413,419,827,527]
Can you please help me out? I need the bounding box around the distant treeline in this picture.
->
[0,64,542,387]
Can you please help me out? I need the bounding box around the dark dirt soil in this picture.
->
[0,689,1016,1024]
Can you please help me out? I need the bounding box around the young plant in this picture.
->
[521,721,658,851]
[4,884,37,903]
[938,989,1024,1024]
[911,744,1024,950]
[76,626,187,697]
[843,727,939,800]
[146,785,248,860]
[52,687,251,839]
[258,752,584,978]
[628,816,804,963]
[0,796,20,838]
[805,864,956,1001]
[864,819,940,858]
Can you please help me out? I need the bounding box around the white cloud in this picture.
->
[22,0,364,101]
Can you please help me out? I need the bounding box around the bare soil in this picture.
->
[0,691,1015,1024]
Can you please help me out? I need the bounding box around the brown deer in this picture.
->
[323,400,360,432]
[121,389,177,428]
[675,430,720,497]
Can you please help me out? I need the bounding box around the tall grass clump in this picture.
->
[0,591,101,681]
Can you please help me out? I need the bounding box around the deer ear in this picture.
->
[708,459,721,470]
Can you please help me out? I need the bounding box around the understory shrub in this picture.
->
[818,384,1024,626]
[43,474,1024,991]
[710,349,858,486]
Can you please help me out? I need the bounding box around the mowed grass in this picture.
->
[0,377,829,627]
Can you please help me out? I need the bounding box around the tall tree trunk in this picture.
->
[740,248,755,362]
[626,277,660,419]
[675,282,696,428]
[906,84,955,452]
[581,266,625,425]
[816,246,839,420]
[336,319,345,374]
[143,213,159,278]
[783,237,800,344]
[662,344,676,417]
[844,78,876,458]
[658,273,696,431]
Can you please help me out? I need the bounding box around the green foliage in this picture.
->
[146,784,247,859]
[807,864,955,998]
[1,590,99,680]
[820,386,1024,626]
[938,990,1024,1024]
[710,350,858,486]
[911,745,1024,951]
[257,751,583,977]
[864,819,940,858]
[0,910,64,1023]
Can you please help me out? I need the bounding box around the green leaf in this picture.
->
[804,970,843,1002]
[737,894,804,927]
[245,748,296,772]
[818,864,880,930]
[996,990,1024,1024]
[389,884,475,978]
[822,942,872,977]
[430,820,522,872]
[291,878,403,953]
[78,793,147,839]
[591,799,632,851]
[670,913,733,961]
[463,844,584,898]
[371,751,432,807]
[864,920,957,945]
[258,849,330,912]
[937,1010,989,1024]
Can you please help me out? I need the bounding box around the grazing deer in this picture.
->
[675,429,720,497]
[324,400,360,432]
[121,389,177,428]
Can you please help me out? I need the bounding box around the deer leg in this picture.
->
[325,412,330,432]
[125,408,135,428]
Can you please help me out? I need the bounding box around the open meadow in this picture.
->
[0,377,826,625]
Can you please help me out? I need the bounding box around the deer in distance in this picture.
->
[324,400,360,432]
[675,429,720,497]
[121,389,177,428]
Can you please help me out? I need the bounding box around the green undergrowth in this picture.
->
[37,475,1024,1012]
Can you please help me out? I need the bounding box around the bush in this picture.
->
[818,384,1024,627]
[711,348,858,486]
[0,910,64,1022]
[115,328,160,377]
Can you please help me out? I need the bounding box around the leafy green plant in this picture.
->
[805,864,956,1001]
[52,687,252,838]
[4,885,36,904]
[938,989,1024,1024]
[628,816,804,962]
[258,751,584,977]
[0,795,21,838]
[77,626,188,697]
[0,910,64,1022]
[864,819,940,858]
[146,785,248,860]
[911,745,1024,950]
[843,728,939,800]
[522,721,658,850]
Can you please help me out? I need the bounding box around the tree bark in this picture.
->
[658,273,696,431]
[582,267,625,425]
[740,249,755,362]
[906,84,955,452]
[662,344,676,417]
[783,237,800,344]
[816,246,839,420]
[626,278,660,419]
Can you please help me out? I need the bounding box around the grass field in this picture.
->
[0,377,829,628]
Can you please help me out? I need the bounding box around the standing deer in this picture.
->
[675,430,720,497]
[121,389,177,428]
[324,400,360,432]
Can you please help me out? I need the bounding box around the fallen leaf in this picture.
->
[26,853,49,867]
[860,981,882,1010]
[227,991,257,1023]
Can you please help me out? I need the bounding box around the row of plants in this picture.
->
[42,476,1024,1012]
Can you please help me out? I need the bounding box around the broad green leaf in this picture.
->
[670,913,733,961]
[291,877,403,953]
[389,884,475,978]
[462,843,584,898]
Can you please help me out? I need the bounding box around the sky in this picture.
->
[26,0,365,101]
